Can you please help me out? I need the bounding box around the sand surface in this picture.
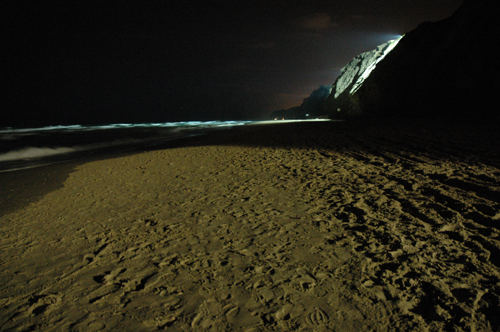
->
[1,120,499,331]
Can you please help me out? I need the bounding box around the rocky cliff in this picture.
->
[300,85,332,117]
[331,37,402,101]
[271,85,332,119]
[326,0,499,119]
[323,37,402,117]
[270,37,401,120]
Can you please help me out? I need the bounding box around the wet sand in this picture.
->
[1,119,499,331]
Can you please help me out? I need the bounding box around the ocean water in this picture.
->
[0,121,254,172]
[0,119,333,172]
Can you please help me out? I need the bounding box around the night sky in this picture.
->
[2,0,463,126]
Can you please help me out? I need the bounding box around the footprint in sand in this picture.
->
[143,308,183,329]
[92,267,126,285]
[306,307,329,327]
[144,218,157,227]
[26,293,62,317]
[191,300,226,329]
[224,304,240,323]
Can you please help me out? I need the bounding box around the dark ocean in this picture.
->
[0,121,255,172]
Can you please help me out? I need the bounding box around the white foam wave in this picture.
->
[0,137,151,162]
[0,147,77,162]
[0,120,254,135]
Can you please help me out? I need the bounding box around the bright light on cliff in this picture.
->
[349,35,403,95]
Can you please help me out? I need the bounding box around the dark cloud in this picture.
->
[297,13,336,30]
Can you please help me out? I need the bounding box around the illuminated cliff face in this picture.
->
[271,37,404,119]
[328,1,499,119]
[332,36,403,99]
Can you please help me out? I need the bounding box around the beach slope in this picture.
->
[1,120,499,331]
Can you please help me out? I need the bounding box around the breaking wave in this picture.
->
[0,119,332,171]
[0,147,77,162]
[0,121,255,171]
[0,120,253,136]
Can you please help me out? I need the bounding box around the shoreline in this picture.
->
[1,119,499,331]
[0,119,336,174]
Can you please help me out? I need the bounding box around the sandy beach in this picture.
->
[1,120,499,331]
